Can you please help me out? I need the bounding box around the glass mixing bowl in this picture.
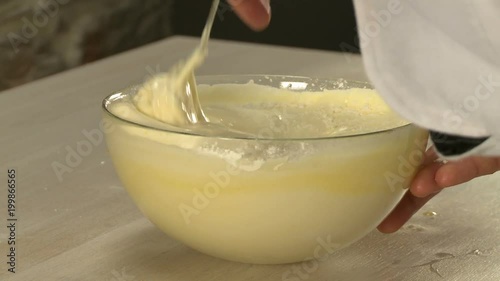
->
[102,75,428,264]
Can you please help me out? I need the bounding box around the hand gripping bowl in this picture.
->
[102,75,429,264]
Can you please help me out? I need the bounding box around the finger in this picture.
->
[410,160,444,198]
[435,156,500,187]
[377,191,440,233]
[227,0,271,31]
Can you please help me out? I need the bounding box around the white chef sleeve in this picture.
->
[352,0,500,159]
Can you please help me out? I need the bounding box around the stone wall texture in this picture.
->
[0,0,173,91]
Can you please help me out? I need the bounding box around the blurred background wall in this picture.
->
[0,0,173,91]
[0,0,358,92]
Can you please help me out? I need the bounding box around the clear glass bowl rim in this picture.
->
[102,74,413,141]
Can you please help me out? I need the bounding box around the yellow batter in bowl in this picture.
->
[102,75,428,264]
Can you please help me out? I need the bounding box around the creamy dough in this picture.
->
[133,0,219,126]
[118,82,409,138]
[103,0,428,264]
[110,82,411,172]
[105,82,428,264]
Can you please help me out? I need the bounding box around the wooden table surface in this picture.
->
[0,36,499,281]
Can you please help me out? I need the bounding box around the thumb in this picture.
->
[227,0,271,31]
